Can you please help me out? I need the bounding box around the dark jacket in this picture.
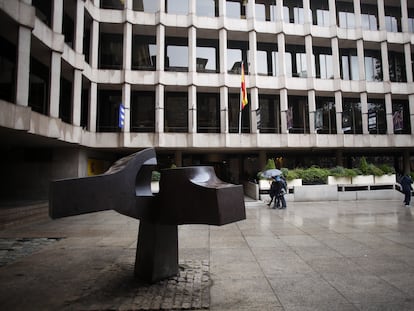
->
[400,175,413,192]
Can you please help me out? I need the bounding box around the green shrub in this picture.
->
[368,164,384,176]
[344,168,359,177]
[264,158,276,170]
[298,166,329,184]
[329,166,346,177]
[359,157,370,175]
[151,170,161,181]
[378,164,395,175]
[285,169,299,181]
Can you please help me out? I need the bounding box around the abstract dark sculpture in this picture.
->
[49,148,246,282]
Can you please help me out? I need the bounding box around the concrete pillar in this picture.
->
[409,94,414,135]
[331,37,341,79]
[277,33,286,76]
[259,150,267,171]
[381,41,390,82]
[377,0,386,31]
[123,22,132,70]
[360,92,368,134]
[218,0,226,17]
[336,149,344,167]
[404,43,413,82]
[385,93,393,134]
[275,0,283,22]
[302,0,311,25]
[403,149,411,174]
[49,52,61,118]
[308,90,316,133]
[328,0,336,27]
[248,30,257,75]
[53,0,63,33]
[91,20,99,68]
[280,88,288,133]
[155,84,164,133]
[335,91,343,133]
[72,69,82,126]
[247,0,255,20]
[219,28,227,74]
[305,35,314,77]
[353,0,361,29]
[220,86,228,133]
[250,87,259,133]
[122,83,131,132]
[74,0,85,54]
[16,26,31,107]
[401,0,409,33]
[356,39,365,81]
[89,82,97,132]
[157,24,165,71]
[188,85,197,133]
[188,27,196,73]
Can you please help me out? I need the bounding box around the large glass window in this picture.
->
[83,12,92,64]
[342,98,362,134]
[314,47,333,79]
[101,0,124,10]
[257,43,278,76]
[364,50,382,81]
[197,0,218,17]
[340,48,359,80]
[99,32,123,70]
[166,0,188,15]
[361,3,378,31]
[80,77,90,130]
[392,99,411,134]
[227,40,249,74]
[0,35,16,103]
[229,93,250,133]
[367,98,387,134]
[131,91,155,132]
[197,93,220,133]
[337,1,355,29]
[97,89,122,132]
[287,96,309,133]
[132,35,156,70]
[62,0,75,48]
[315,97,336,134]
[59,63,73,124]
[133,0,159,12]
[165,92,188,133]
[196,39,219,73]
[255,0,276,22]
[385,6,401,32]
[226,0,246,19]
[388,51,407,82]
[165,37,188,72]
[408,8,414,33]
[29,42,50,116]
[285,45,307,77]
[258,94,280,133]
[32,0,52,27]
[284,0,304,24]
[311,0,329,26]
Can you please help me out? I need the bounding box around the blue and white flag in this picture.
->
[119,104,125,128]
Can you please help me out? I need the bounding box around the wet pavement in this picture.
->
[1,199,414,310]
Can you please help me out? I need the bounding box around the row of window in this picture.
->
[95,33,410,82]
[95,0,414,33]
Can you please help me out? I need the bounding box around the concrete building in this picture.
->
[0,0,413,201]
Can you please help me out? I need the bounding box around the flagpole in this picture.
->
[239,86,242,134]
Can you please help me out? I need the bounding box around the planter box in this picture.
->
[374,174,396,184]
[327,176,352,185]
[287,178,302,188]
[352,175,374,185]
[259,179,272,190]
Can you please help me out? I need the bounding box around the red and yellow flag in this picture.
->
[241,62,248,109]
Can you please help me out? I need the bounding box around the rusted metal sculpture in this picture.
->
[49,148,246,283]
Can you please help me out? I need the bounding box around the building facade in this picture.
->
[0,0,413,200]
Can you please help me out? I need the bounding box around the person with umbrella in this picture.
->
[273,175,287,209]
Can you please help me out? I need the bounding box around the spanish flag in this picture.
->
[240,62,248,110]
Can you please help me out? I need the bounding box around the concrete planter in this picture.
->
[287,178,302,188]
[352,175,374,185]
[327,176,352,185]
[259,179,272,190]
[374,174,396,184]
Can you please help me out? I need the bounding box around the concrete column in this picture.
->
[385,93,393,134]
[308,90,316,133]
[16,26,31,107]
[303,0,311,25]
[280,88,288,133]
[188,27,196,73]
[188,85,197,133]
[53,0,63,33]
[404,43,413,82]
[401,0,409,33]
[220,86,228,133]
[381,41,390,82]
[259,150,267,171]
[49,52,61,118]
[155,84,164,133]
[125,0,133,10]
[353,0,361,29]
[250,87,259,133]
[218,0,226,17]
[248,30,257,75]
[305,35,314,77]
[331,37,341,79]
[74,0,85,54]
[277,33,286,76]
[247,0,255,20]
[335,91,343,133]
[275,0,283,22]
[72,69,82,126]
[123,22,132,70]
[174,151,183,167]
[356,39,365,81]
[157,24,165,71]
[328,0,337,27]
[188,0,196,15]
[403,149,411,174]
[336,149,344,167]
[89,82,97,132]
[91,20,99,68]
[377,0,386,31]
[159,0,165,12]
[122,83,131,132]
[360,92,368,134]
[219,28,227,74]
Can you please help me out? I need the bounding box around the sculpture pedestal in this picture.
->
[135,221,178,283]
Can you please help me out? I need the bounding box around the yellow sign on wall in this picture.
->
[87,159,107,176]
